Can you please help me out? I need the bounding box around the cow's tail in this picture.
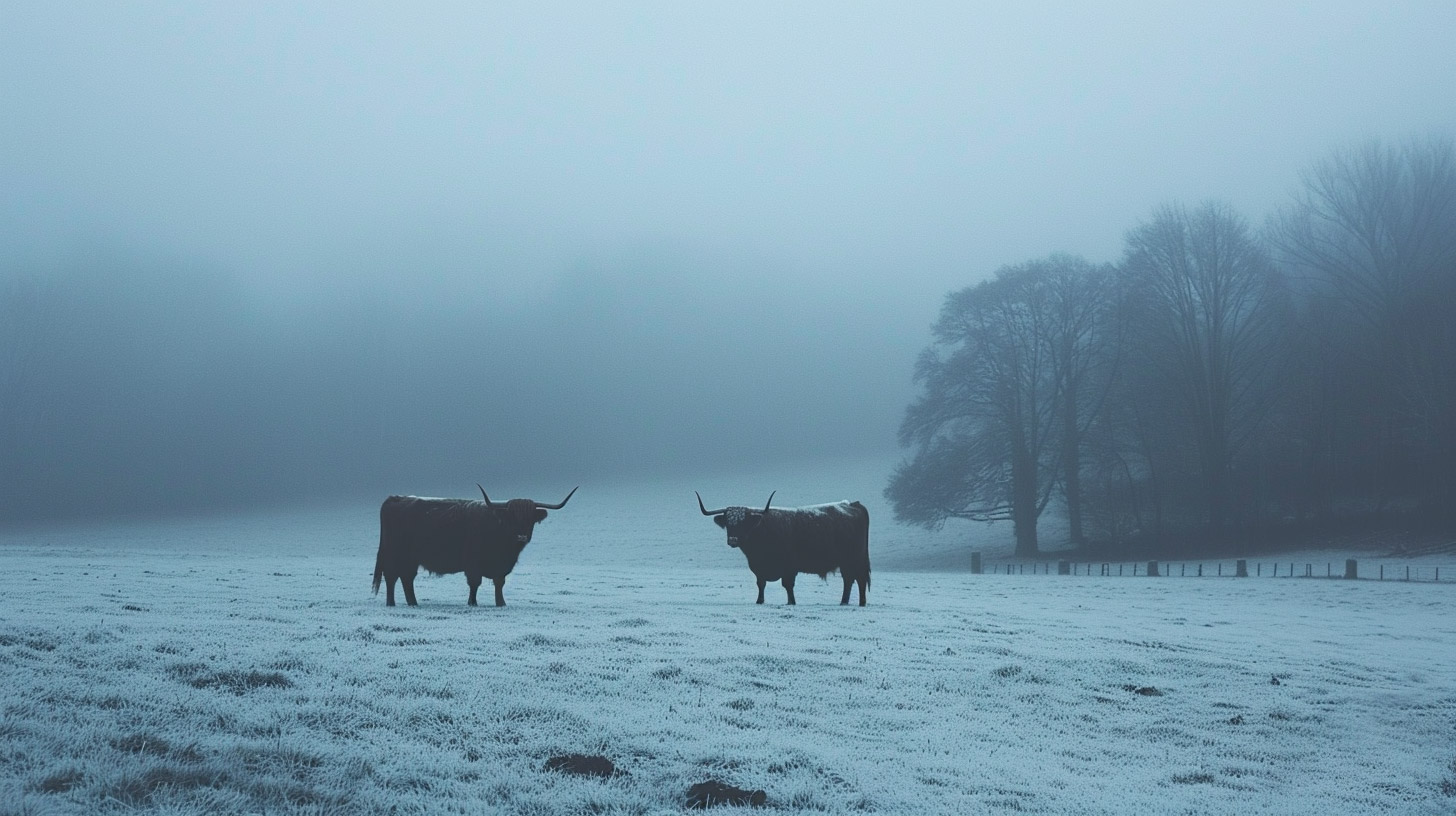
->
[372,531,384,595]
[857,501,871,594]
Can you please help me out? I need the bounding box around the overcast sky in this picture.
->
[3,2,1455,521]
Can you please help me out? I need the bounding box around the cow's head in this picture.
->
[478,485,577,545]
[697,491,775,548]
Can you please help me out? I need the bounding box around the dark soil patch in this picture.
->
[686,779,767,809]
[1122,685,1164,696]
[1172,772,1216,785]
[544,754,617,778]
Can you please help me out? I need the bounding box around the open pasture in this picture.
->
[2,465,1454,814]
[2,542,1453,813]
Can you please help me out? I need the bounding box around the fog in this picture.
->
[3,2,1455,523]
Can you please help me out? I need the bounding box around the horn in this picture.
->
[696,491,727,516]
[761,491,776,514]
[535,486,578,510]
[477,484,497,509]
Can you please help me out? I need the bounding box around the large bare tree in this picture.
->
[887,255,1115,555]
[1122,202,1290,535]
[1271,137,1456,512]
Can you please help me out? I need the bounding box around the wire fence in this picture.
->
[978,556,1452,582]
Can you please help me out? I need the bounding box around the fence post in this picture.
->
[1345,559,1357,579]
[1198,564,1203,577]
[1147,560,1160,577]
[1380,564,1384,580]
[1236,560,1248,578]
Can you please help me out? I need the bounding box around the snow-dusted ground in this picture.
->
[2,458,1454,814]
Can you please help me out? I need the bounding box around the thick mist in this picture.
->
[4,2,1455,523]
[1,248,923,522]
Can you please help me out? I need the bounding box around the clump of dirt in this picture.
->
[544,754,616,778]
[1122,685,1164,696]
[686,779,767,808]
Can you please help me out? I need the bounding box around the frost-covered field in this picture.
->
[2,461,1454,814]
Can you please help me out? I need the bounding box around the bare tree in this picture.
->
[887,255,1115,555]
[1046,258,1120,545]
[1270,136,1456,513]
[1122,202,1290,535]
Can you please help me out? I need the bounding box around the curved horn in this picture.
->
[535,486,578,510]
[477,484,497,509]
[696,491,727,516]
[761,491,776,514]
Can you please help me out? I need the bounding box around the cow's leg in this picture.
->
[384,575,398,607]
[857,576,868,606]
[840,574,853,605]
[466,574,482,606]
[493,577,507,607]
[755,577,766,604]
[783,575,797,605]
[401,569,419,607]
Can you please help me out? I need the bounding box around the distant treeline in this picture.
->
[887,136,1456,557]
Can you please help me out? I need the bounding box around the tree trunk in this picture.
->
[1061,388,1085,546]
[1011,442,1040,556]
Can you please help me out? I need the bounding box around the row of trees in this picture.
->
[887,136,1456,556]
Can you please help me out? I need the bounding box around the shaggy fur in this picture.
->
[372,496,548,607]
[711,500,871,605]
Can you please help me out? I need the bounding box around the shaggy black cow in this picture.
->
[372,485,576,607]
[696,491,870,605]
